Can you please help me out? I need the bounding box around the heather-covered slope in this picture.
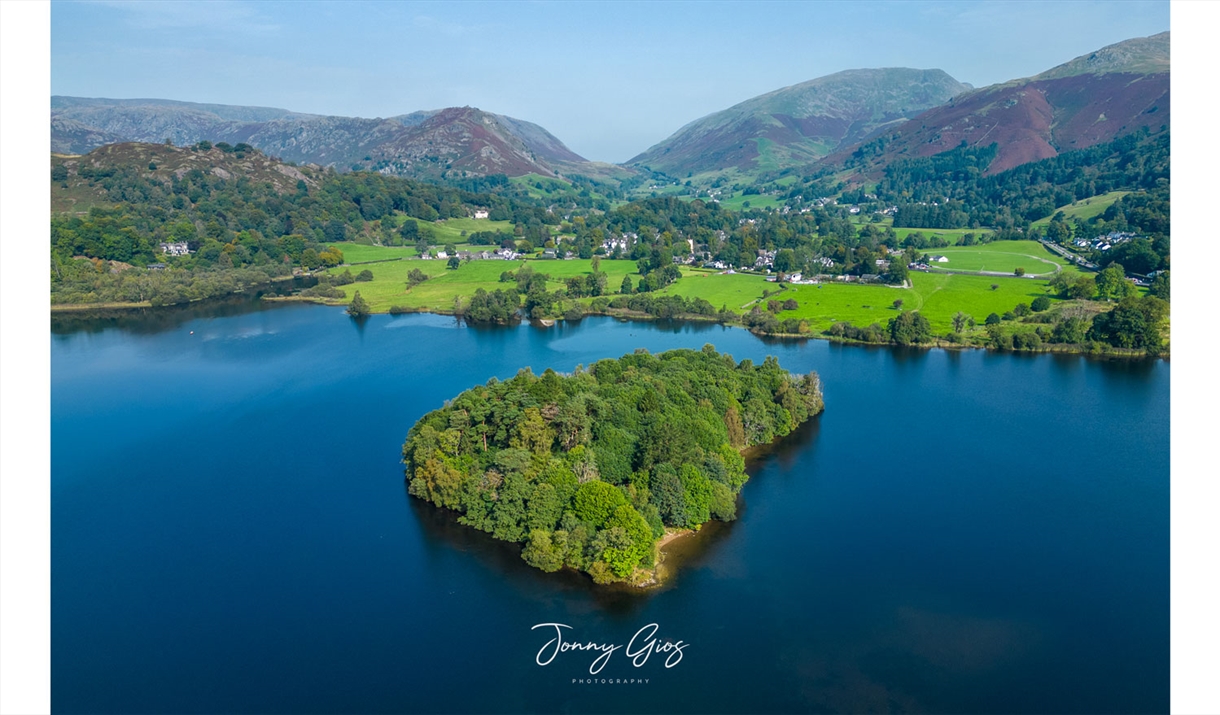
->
[825,32,1169,178]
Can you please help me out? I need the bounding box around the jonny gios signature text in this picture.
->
[532,623,687,675]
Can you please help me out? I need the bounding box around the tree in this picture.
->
[1068,275,1097,300]
[1088,295,1169,351]
[573,481,629,528]
[521,530,564,572]
[1148,271,1170,301]
[888,310,931,345]
[991,284,1000,291]
[447,256,461,270]
[952,311,969,333]
[773,248,796,273]
[1031,295,1051,312]
[407,268,429,288]
[347,291,371,317]
[620,275,633,295]
[892,299,904,310]
[1095,263,1135,302]
[1014,267,1026,277]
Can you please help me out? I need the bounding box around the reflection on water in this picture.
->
[406,414,823,608]
[50,278,316,336]
[51,306,1169,714]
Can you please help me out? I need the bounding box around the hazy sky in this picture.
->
[51,0,1168,163]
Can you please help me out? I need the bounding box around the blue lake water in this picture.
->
[51,304,1169,713]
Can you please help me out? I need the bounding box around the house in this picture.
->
[472,209,490,219]
[436,251,449,259]
[159,241,190,256]
[542,248,558,259]
[931,255,950,263]
[148,263,166,271]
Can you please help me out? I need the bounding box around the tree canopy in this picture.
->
[403,346,824,583]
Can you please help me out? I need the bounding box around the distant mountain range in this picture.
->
[51,98,617,181]
[51,32,1168,186]
[627,68,971,178]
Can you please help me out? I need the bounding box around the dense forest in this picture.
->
[402,347,824,584]
[881,130,1169,230]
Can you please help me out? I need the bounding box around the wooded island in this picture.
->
[403,346,824,584]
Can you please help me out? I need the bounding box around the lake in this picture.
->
[51,303,1169,713]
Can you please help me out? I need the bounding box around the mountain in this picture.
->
[824,32,1169,178]
[50,97,613,181]
[627,68,971,179]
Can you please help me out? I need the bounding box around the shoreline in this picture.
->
[48,295,1167,359]
[630,529,698,589]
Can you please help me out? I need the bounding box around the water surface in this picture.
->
[52,306,1169,713]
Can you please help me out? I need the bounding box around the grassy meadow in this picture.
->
[322,253,641,313]
[773,272,1063,334]
[922,240,1070,276]
[1031,191,1130,228]
[319,242,1086,338]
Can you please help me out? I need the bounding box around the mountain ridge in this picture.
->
[50,97,608,181]
[628,67,971,178]
[817,32,1170,178]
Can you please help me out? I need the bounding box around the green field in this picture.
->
[890,226,995,243]
[319,243,1076,337]
[428,217,514,243]
[773,272,1062,334]
[656,270,774,309]
[1031,191,1130,228]
[923,240,1071,276]
[326,243,419,263]
[322,256,642,313]
[715,193,784,211]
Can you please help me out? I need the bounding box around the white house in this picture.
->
[159,241,190,256]
[931,255,950,263]
[472,209,489,219]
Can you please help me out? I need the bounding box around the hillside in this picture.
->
[50,97,615,181]
[824,32,1169,178]
[628,68,970,179]
[50,141,321,214]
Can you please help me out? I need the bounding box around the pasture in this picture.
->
[657,270,773,309]
[923,240,1069,276]
[318,242,1073,338]
[321,256,641,313]
[772,272,1061,334]
[1031,191,1130,228]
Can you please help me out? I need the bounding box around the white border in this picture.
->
[0,1,52,714]
[2,2,1217,714]
[1169,2,1220,714]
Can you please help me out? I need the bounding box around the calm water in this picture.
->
[51,304,1169,714]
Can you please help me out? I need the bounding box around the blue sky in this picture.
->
[51,0,1168,163]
